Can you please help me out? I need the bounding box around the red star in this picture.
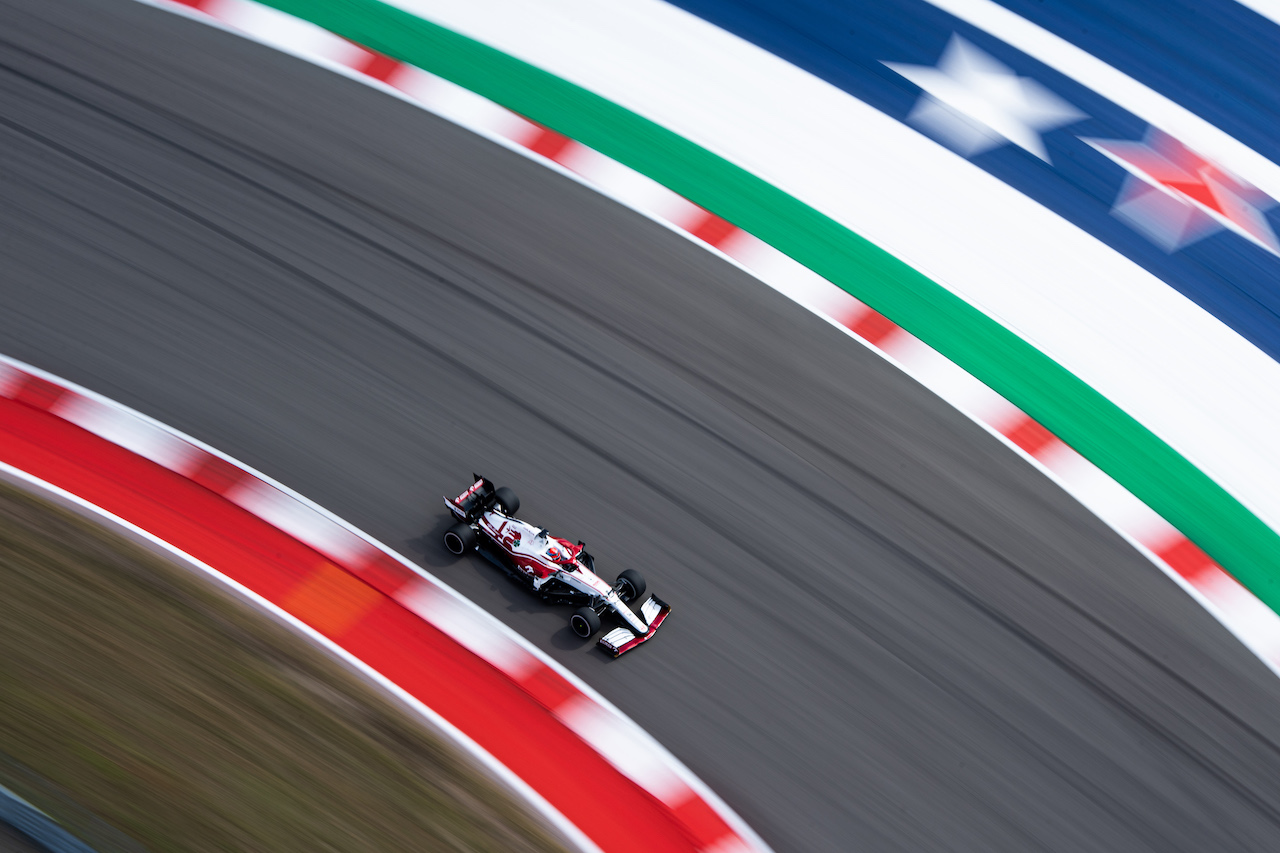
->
[1083,129,1279,255]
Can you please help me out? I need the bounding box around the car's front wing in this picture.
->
[597,595,671,657]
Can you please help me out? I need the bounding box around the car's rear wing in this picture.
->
[444,474,495,521]
[598,595,671,657]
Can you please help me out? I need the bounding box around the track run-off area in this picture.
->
[4,0,1280,851]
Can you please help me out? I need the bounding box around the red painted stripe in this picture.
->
[847,309,899,347]
[1156,537,1218,586]
[1002,415,1058,458]
[518,665,583,712]
[351,50,403,83]
[0,395,705,852]
[285,561,384,636]
[672,794,735,848]
[685,210,739,249]
[354,551,418,597]
[523,126,575,164]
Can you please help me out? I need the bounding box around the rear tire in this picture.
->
[615,568,647,603]
[444,522,477,555]
[494,486,520,515]
[570,607,601,639]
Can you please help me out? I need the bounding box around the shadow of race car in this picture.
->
[442,475,670,656]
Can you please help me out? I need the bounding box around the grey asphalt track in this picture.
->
[4,1,1280,850]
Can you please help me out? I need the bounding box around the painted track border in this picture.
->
[0,352,770,853]
[142,0,1280,675]
[0,461,598,853]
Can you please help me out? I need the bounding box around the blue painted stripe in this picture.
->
[664,0,1280,362]
[994,0,1280,174]
[0,786,96,853]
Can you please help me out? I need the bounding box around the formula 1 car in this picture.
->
[442,475,670,656]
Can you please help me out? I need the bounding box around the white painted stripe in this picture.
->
[224,477,372,565]
[1233,0,1280,26]
[207,0,366,65]
[720,232,864,320]
[554,695,689,807]
[413,73,536,140]
[0,460,602,853]
[552,141,710,228]
[1195,566,1280,664]
[385,0,1280,546]
[396,580,540,680]
[53,394,201,474]
[923,0,1280,201]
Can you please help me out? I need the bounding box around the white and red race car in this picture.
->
[442,475,671,656]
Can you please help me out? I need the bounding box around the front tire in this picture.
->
[615,568,647,603]
[570,607,601,639]
[444,522,478,555]
[493,486,520,515]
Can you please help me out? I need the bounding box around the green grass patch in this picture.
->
[0,481,568,853]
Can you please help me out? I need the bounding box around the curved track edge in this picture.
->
[137,0,1280,675]
[0,462,592,853]
[229,0,1280,617]
[0,353,770,853]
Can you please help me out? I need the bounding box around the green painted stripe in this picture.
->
[260,0,1280,611]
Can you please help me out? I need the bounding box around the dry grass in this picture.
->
[0,481,568,853]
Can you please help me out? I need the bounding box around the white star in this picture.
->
[884,34,1086,162]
